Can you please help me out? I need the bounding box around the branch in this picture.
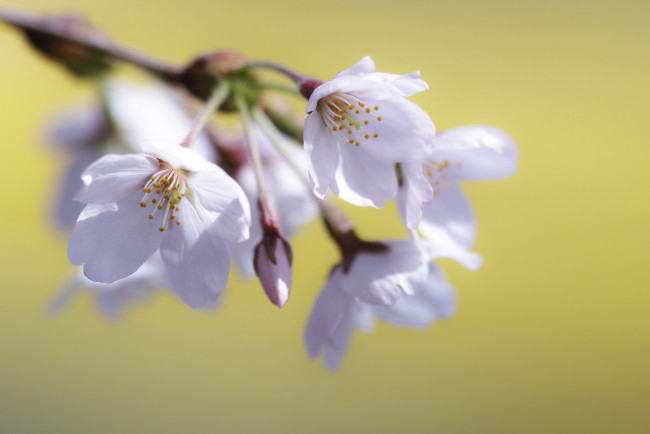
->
[0,7,182,82]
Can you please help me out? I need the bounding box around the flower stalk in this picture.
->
[248,60,323,99]
[180,81,230,148]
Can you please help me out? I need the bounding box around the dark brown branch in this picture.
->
[0,7,182,82]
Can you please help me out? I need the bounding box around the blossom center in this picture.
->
[318,93,382,148]
[423,158,461,196]
[139,167,188,232]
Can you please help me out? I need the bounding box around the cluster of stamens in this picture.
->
[319,93,383,148]
[139,167,187,232]
[422,159,462,196]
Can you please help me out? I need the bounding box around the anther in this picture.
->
[157,205,162,210]
[151,198,157,204]
[348,130,352,134]
[377,116,382,121]
[374,106,379,110]
[355,110,360,114]
[333,126,337,131]
[355,142,360,147]
[366,108,371,113]
[349,139,354,144]
[364,120,369,125]
[148,215,153,220]
[176,221,180,226]
[159,227,165,232]
[373,133,378,138]
[364,134,369,139]
[170,215,175,219]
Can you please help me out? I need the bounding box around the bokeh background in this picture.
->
[1,0,648,432]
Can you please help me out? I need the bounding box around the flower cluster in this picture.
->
[2,9,517,371]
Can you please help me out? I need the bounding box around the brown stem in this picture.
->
[0,7,182,82]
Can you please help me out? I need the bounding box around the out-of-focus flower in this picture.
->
[334,239,429,306]
[68,142,250,308]
[304,56,434,208]
[397,126,518,266]
[304,264,455,371]
[46,80,215,229]
[49,256,168,319]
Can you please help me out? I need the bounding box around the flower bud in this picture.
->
[22,14,113,78]
[298,78,323,100]
[253,231,293,308]
[180,51,258,110]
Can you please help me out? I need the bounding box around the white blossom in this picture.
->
[46,80,215,229]
[398,126,518,269]
[304,56,435,208]
[304,263,455,371]
[68,142,250,308]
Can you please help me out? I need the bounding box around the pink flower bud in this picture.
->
[254,233,293,308]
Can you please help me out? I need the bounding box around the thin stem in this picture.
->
[258,82,301,96]
[236,96,269,202]
[251,107,355,235]
[180,81,230,148]
[247,60,306,84]
[0,7,181,82]
[252,107,310,192]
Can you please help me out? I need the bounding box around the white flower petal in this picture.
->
[304,271,349,361]
[160,203,230,308]
[424,240,484,271]
[68,191,165,283]
[432,126,518,181]
[106,81,215,159]
[419,183,477,251]
[372,264,456,327]
[304,270,374,371]
[363,71,429,97]
[331,144,398,208]
[396,162,434,230]
[323,300,373,371]
[304,113,340,198]
[189,165,251,244]
[53,149,101,229]
[306,57,377,113]
[141,142,215,173]
[74,154,158,204]
[333,56,376,79]
[359,97,434,163]
[340,240,429,305]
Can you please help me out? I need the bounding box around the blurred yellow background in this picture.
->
[1,0,648,432]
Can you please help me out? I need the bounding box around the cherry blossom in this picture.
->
[397,126,518,266]
[304,56,435,207]
[304,264,456,371]
[68,141,250,308]
[46,80,215,229]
